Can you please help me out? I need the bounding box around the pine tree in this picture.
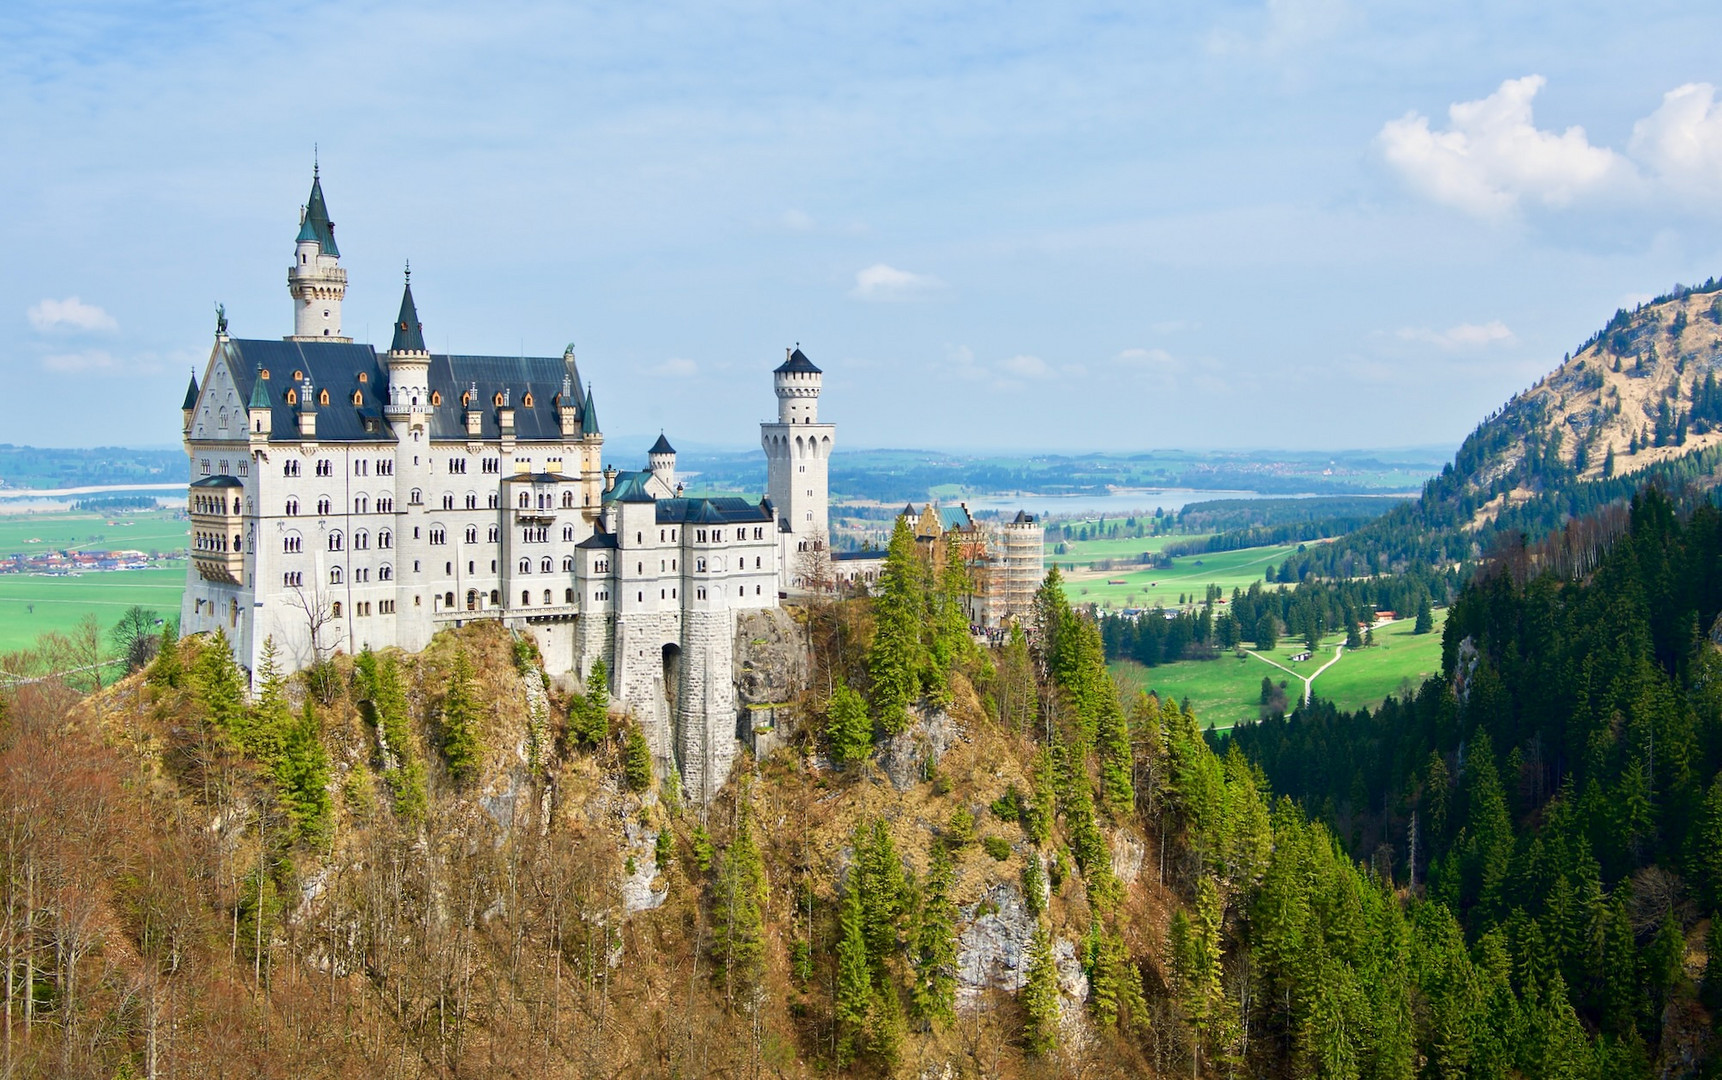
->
[356,649,425,822]
[1025,748,1056,845]
[192,629,247,738]
[911,842,958,1028]
[835,881,872,1066]
[712,807,768,1006]
[826,682,873,767]
[1022,922,1060,1056]
[277,700,332,848]
[568,659,610,749]
[869,518,925,735]
[855,819,908,972]
[148,620,181,688]
[438,649,483,786]
[1413,595,1434,635]
[623,725,652,791]
[1096,688,1134,817]
[1255,614,1278,651]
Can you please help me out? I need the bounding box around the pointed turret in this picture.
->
[581,384,600,436]
[181,370,199,434]
[247,366,273,445]
[648,432,677,489]
[247,368,271,410]
[287,163,349,341]
[390,271,427,355]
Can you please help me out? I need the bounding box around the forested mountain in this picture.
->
[1232,490,1722,1074]
[1280,281,1722,582]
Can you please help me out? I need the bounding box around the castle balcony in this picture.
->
[188,476,245,584]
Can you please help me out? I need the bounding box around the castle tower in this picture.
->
[761,346,834,586]
[647,433,677,491]
[286,165,350,342]
[385,270,434,645]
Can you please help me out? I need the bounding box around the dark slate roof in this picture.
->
[654,497,772,525]
[390,280,426,353]
[937,505,975,532]
[295,173,339,257]
[222,339,393,442]
[182,372,200,410]
[775,347,820,375]
[608,472,656,504]
[425,353,584,442]
[576,528,619,549]
[1013,510,1037,524]
[190,475,244,488]
[503,472,576,484]
[648,433,675,455]
[833,550,883,562]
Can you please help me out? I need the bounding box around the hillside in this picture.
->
[1277,280,1722,582]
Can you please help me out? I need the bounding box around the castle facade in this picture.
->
[180,170,833,801]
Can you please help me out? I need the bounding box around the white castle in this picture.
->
[180,169,846,801]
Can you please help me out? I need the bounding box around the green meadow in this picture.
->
[0,510,188,656]
[1112,609,1448,732]
[1053,540,1303,611]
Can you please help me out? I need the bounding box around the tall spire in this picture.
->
[581,383,600,436]
[390,266,426,354]
[295,163,339,257]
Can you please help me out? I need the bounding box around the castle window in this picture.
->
[330,566,343,584]
[283,571,302,587]
[696,557,707,573]
[487,525,499,542]
[315,459,331,477]
[318,389,330,407]
[562,556,574,572]
[637,592,643,603]
[352,390,362,406]
[283,534,301,553]
[518,492,530,509]
[522,591,531,606]
[378,495,393,513]
[697,530,707,543]
[522,392,534,407]
[465,493,477,510]
[358,372,367,383]
[563,525,574,542]
[410,489,422,505]
[354,530,369,550]
[519,558,531,574]
[489,494,499,508]
[544,590,553,605]
[562,491,574,508]
[378,459,393,476]
[541,557,554,574]
[328,531,343,551]
[566,588,575,603]
[431,391,442,407]
[285,497,299,516]
[378,529,392,549]
[200,459,211,475]
[354,460,367,476]
[379,564,393,581]
[285,388,297,406]
[293,370,303,381]
[317,497,331,515]
[284,459,300,477]
[465,525,478,544]
[355,496,368,513]
[429,527,446,545]
[494,393,505,407]
[697,588,706,600]
[442,494,454,510]
[755,557,761,568]
[755,585,761,595]
[331,601,342,617]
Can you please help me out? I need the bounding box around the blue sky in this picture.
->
[5,1,1722,452]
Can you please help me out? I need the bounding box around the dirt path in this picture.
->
[1247,643,1345,706]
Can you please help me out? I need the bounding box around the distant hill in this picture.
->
[0,444,185,490]
[1278,279,1722,582]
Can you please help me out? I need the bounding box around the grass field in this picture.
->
[0,509,188,556]
[0,510,189,656]
[1112,610,1448,731]
[1054,541,1302,611]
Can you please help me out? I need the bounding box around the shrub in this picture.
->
[983,835,1012,862]
[946,806,976,849]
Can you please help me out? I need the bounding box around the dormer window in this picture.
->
[292,370,303,381]
[461,391,471,407]
[260,368,270,380]
[285,389,297,406]
[351,390,363,406]
[521,392,534,407]
[357,372,367,383]
[431,391,442,407]
[493,392,505,407]
[318,389,330,406]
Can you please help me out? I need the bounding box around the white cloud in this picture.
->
[850,263,944,301]
[42,349,121,373]
[1630,82,1722,197]
[1396,320,1515,348]
[779,209,815,231]
[650,357,698,377]
[1000,354,1049,378]
[28,296,117,333]
[1115,347,1180,369]
[1378,76,1632,218]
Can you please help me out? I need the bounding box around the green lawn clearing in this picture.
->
[1057,542,1301,611]
[0,568,186,655]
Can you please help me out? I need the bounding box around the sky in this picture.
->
[5,2,1722,453]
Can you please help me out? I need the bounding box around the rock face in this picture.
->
[879,703,964,791]
[733,608,809,760]
[956,883,1036,1007]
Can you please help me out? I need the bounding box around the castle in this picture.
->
[181,168,1040,801]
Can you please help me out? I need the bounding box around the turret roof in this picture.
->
[774,346,821,375]
[648,433,675,455]
[390,276,426,353]
[581,385,600,436]
[181,371,200,410]
[295,172,339,258]
[247,368,271,410]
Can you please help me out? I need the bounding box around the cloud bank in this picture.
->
[28,297,117,333]
[850,263,944,301]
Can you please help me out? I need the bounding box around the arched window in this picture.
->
[379,564,393,581]
[378,529,392,549]
[328,531,343,551]
[561,491,574,508]
[285,388,297,406]
[283,533,302,553]
[330,566,343,584]
[444,591,455,608]
[429,526,446,545]
[318,389,330,406]
[354,530,369,550]
[540,557,554,574]
[442,493,454,510]
[487,526,499,542]
[409,488,422,505]
[285,497,299,516]
[518,491,530,509]
[317,496,331,515]
[488,494,499,509]
[522,391,534,407]
[562,555,574,572]
[563,525,574,542]
[355,495,368,513]
[351,390,362,406]
[431,390,442,407]
[331,600,342,617]
[521,590,531,606]
[490,590,500,604]
[315,459,331,477]
[543,589,552,605]
[464,525,477,544]
[518,558,531,574]
[465,493,478,510]
[466,589,478,611]
[377,495,393,513]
